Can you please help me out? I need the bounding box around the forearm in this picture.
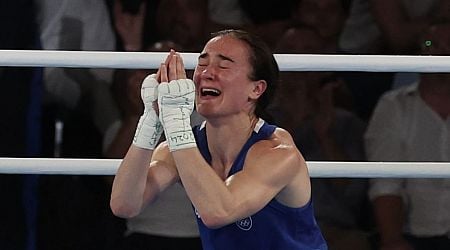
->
[172,149,238,227]
[110,144,153,218]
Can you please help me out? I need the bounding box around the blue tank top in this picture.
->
[193,119,328,250]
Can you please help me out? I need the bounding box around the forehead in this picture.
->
[201,35,251,62]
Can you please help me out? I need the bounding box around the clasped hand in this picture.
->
[138,50,196,151]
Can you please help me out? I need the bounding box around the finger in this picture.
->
[160,63,168,82]
[165,50,174,65]
[157,50,175,82]
[165,50,176,80]
[156,68,161,82]
[169,54,178,81]
[176,52,187,79]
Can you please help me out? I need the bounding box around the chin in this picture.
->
[195,105,211,117]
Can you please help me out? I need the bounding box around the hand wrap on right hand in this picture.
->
[133,74,163,150]
[158,79,196,151]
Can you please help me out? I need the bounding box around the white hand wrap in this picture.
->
[133,74,163,150]
[158,79,196,151]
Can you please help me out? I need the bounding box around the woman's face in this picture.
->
[193,35,259,119]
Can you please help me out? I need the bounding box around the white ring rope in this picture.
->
[0,158,449,178]
[1,50,448,178]
[1,50,450,72]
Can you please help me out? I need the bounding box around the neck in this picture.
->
[205,114,258,165]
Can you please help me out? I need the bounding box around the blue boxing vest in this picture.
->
[192,119,328,250]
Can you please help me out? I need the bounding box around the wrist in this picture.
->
[164,122,196,152]
[133,110,163,150]
[132,75,162,149]
[158,79,197,151]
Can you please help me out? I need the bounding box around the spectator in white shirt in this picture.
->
[365,21,450,250]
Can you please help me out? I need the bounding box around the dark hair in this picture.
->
[211,29,279,122]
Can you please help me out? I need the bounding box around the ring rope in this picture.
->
[1,50,450,72]
[0,158,449,178]
[1,50,448,178]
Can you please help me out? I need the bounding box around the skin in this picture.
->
[110,35,312,229]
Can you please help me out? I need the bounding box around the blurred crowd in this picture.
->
[0,0,449,250]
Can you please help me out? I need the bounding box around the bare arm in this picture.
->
[110,52,178,218]
[157,52,311,228]
[110,142,179,218]
[110,145,154,217]
[172,131,310,228]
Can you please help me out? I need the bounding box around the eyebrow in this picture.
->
[198,52,235,63]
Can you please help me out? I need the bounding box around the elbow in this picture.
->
[201,216,228,229]
[200,210,235,229]
[110,198,141,218]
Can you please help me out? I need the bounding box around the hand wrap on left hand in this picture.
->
[133,74,163,150]
[158,79,196,151]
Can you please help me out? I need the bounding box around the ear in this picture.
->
[249,80,267,100]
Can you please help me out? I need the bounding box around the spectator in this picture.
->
[34,1,122,249]
[365,22,450,250]
[35,0,119,156]
[338,0,449,121]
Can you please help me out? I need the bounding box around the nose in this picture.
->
[199,65,216,81]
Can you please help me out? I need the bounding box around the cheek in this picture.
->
[227,84,252,105]
[193,69,201,83]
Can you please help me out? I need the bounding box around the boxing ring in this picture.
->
[0,49,449,178]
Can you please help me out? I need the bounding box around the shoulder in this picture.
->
[257,126,298,152]
[254,127,299,154]
[248,127,311,206]
[248,127,306,176]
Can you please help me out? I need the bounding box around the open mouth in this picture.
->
[201,88,221,97]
